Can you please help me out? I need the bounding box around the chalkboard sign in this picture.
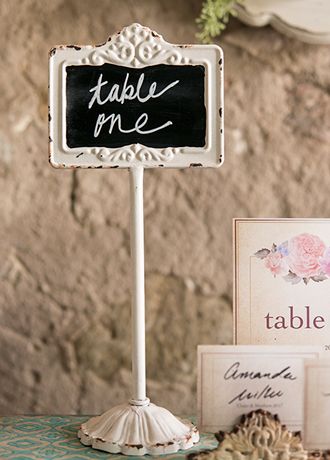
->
[49,23,223,169]
[66,63,206,149]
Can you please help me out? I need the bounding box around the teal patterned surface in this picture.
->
[0,416,218,460]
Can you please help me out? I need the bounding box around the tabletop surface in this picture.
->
[0,416,218,460]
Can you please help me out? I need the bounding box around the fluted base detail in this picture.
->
[78,400,199,456]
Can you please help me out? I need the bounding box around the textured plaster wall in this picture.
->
[0,0,329,415]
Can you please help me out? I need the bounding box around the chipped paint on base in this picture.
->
[78,401,200,456]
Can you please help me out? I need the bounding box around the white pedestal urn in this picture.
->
[78,168,199,455]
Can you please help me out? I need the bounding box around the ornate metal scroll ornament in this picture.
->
[308,451,330,459]
[92,144,180,163]
[189,410,307,460]
[82,23,191,67]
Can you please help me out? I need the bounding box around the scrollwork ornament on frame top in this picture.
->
[82,23,191,68]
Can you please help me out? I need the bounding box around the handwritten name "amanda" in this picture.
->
[224,362,297,381]
[224,362,297,406]
[88,73,180,138]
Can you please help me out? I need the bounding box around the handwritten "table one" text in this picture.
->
[88,72,180,138]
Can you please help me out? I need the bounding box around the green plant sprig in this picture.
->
[196,0,243,43]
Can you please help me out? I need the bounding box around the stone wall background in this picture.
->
[0,0,329,415]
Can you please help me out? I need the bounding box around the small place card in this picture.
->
[198,345,322,432]
[304,360,330,450]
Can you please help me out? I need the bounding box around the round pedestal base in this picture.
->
[78,399,199,456]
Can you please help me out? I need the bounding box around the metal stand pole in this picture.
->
[129,166,147,403]
[78,166,199,456]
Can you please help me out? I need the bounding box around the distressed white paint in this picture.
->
[78,402,199,456]
[210,410,307,459]
[77,157,200,456]
[49,23,223,169]
[235,0,330,45]
[48,23,223,455]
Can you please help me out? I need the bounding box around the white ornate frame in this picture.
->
[49,23,223,169]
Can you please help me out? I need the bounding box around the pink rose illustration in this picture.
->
[264,251,289,276]
[320,247,330,276]
[287,233,325,278]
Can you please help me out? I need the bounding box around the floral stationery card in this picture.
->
[234,219,330,350]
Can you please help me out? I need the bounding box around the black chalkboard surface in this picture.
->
[66,63,206,149]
